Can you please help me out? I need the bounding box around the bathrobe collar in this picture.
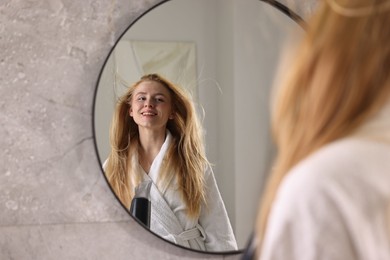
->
[140,130,174,194]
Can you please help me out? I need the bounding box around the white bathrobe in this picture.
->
[139,131,238,252]
[260,102,390,260]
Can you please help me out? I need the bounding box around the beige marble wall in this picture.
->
[0,0,315,259]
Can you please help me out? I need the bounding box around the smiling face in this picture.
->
[129,80,174,133]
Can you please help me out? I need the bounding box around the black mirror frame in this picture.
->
[92,0,304,256]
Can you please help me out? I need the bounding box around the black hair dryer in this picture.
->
[130,181,152,228]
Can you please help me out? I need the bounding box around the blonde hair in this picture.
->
[105,73,208,218]
[256,0,390,253]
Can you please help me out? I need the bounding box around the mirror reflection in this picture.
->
[104,73,238,251]
[94,0,304,252]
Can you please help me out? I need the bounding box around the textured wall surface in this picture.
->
[0,0,239,259]
[0,0,315,259]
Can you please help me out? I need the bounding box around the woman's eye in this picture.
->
[156,97,164,102]
[137,96,146,101]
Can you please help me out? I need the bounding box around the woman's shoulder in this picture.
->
[264,137,390,260]
[291,137,390,176]
[279,137,390,208]
[102,158,108,170]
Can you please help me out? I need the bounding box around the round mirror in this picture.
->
[93,0,304,253]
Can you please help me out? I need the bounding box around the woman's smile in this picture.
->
[141,110,158,116]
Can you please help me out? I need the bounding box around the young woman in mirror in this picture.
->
[247,0,390,259]
[103,73,237,251]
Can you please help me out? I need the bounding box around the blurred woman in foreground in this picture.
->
[253,0,390,259]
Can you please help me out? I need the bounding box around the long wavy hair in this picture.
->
[105,73,208,218]
[256,0,390,253]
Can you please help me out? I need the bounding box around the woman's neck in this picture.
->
[138,129,166,173]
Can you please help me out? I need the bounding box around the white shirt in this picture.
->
[104,132,238,251]
[260,102,390,260]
